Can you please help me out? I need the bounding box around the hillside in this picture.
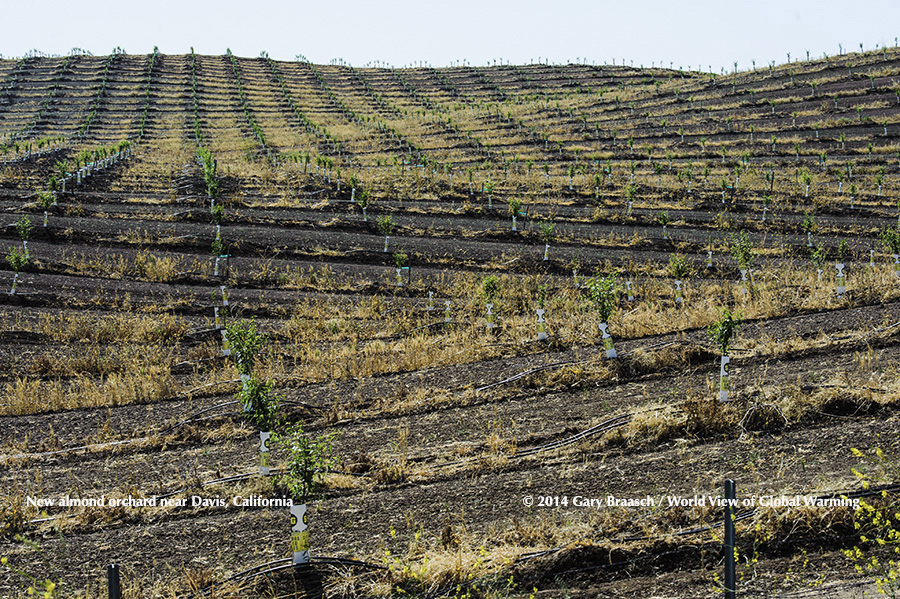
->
[1,48,900,597]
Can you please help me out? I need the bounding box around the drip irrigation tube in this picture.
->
[180,555,385,598]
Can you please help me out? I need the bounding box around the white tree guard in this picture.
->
[221,329,231,356]
[719,355,730,401]
[599,322,616,358]
[536,309,547,341]
[836,263,846,296]
[259,432,270,475]
[290,503,310,565]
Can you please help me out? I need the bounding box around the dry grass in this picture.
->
[1,365,176,416]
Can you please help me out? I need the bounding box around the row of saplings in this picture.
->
[220,284,741,566]
[223,319,338,567]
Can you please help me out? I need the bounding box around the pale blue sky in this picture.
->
[2,0,898,71]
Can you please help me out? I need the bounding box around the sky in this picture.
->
[2,0,898,72]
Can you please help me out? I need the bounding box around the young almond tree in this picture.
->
[540,219,556,260]
[15,216,31,253]
[225,319,280,477]
[275,422,340,565]
[356,188,371,221]
[811,243,828,281]
[881,227,900,277]
[377,215,394,252]
[36,192,55,227]
[708,309,741,401]
[800,213,815,247]
[483,179,495,208]
[625,184,636,215]
[507,197,523,231]
[392,250,407,287]
[6,246,28,294]
[211,203,225,240]
[585,273,618,358]
[836,239,849,296]
[481,275,500,331]
[657,210,671,239]
[668,253,690,304]
[730,229,755,293]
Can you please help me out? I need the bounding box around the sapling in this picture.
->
[625,184,636,215]
[707,309,741,401]
[800,213,815,247]
[484,179,495,207]
[211,203,225,240]
[584,273,618,358]
[237,376,280,432]
[6,246,28,294]
[657,210,671,239]
[836,240,849,296]
[536,284,548,341]
[668,253,689,304]
[212,238,227,278]
[571,255,582,287]
[224,319,265,389]
[539,219,556,260]
[800,169,812,198]
[875,168,885,197]
[880,227,900,277]
[15,216,31,252]
[481,275,500,331]
[507,197,523,231]
[811,244,828,281]
[356,188,371,221]
[392,250,407,287]
[730,229,755,292]
[274,422,340,565]
[377,215,394,252]
[36,191,54,227]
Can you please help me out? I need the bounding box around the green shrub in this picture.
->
[275,423,340,502]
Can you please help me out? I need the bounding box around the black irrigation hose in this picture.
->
[512,414,633,458]
[156,400,240,435]
[180,555,385,598]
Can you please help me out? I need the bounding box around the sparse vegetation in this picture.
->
[0,47,898,599]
